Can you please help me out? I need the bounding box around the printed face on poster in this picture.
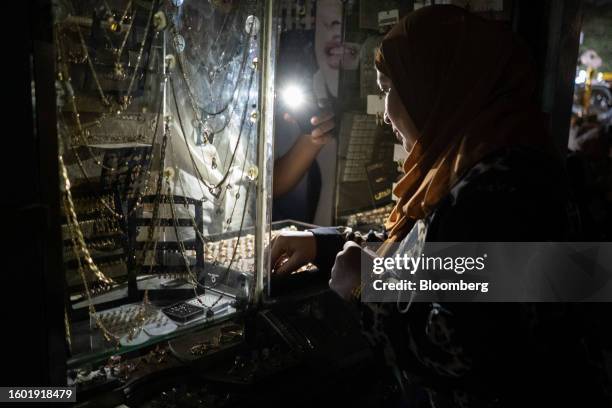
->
[314,0,360,98]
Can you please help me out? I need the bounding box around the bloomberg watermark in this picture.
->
[361,242,612,302]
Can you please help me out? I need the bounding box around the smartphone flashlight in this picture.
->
[281,82,322,134]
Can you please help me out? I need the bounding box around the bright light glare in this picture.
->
[575,69,587,84]
[282,85,305,110]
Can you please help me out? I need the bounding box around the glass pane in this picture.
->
[54,0,271,366]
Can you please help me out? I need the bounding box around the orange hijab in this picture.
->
[376,6,557,242]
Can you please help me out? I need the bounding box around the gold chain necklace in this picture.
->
[100,0,134,67]
[55,11,160,216]
[139,114,171,266]
[57,52,161,218]
[68,0,156,113]
[61,155,153,344]
[56,25,117,172]
[114,5,136,78]
[125,94,164,216]
[61,155,117,286]
[121,0,156,111]
[57,117,124,220]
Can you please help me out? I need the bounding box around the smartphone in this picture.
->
[282,84,332,135]
[291,98,321,134]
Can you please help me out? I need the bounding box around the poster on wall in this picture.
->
[273,0,360,226]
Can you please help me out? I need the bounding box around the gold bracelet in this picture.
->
[351,284,362,301]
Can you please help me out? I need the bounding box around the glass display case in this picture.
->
[53,0,278,374]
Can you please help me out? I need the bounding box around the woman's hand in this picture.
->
[329,241,364,301]
[270,231,317,276]
[283,111,335,146]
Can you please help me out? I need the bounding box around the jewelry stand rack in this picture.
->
[62,183,129,312]
[128,194,205,302]
[64,144,156,320]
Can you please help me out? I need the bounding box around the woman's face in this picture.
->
[314,0,360,97]
[377,69,420,152]
[315,0,344,70]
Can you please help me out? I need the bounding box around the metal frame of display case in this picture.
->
[255,0,280,306]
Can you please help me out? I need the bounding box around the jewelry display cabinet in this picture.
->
[52,0,276,386]
[25,1,383,405]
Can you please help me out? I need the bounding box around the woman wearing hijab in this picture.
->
[271,5,608,408]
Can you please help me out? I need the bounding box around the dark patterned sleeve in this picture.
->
[428,147,569,241]
[416,149,571,402]
[309,227,346,271]
[357,149,610,407]
[310,227,387,272]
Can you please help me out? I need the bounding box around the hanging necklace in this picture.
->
[207,13,239,85]
[56,29,162,212]
[65,200,152,345]
[167,133,211,245]
[169,67,255,198]
[172,4,243,112]
[166,184,206,305]
[60,154,133,345]
[166,106,254,309]
[67,0,157,113]
[56,25,116,172]
[69,22,111,107]
[221,135,252,232]
[55,12,161,216]
[182,6,235,83]
[167,110,256,309]
[64,211,120,345]
[172,23,253,141]
[214,61,258,185]
[174,35,248,116]
[61,156,116,286]
[100,0,133,65]
[125,94,164,216]
[139,114,170,265]
[57,115,123,220]
[120,0,157,111]
[103,0,132,32]
[165,159,253,310]
[113,4,136,80]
